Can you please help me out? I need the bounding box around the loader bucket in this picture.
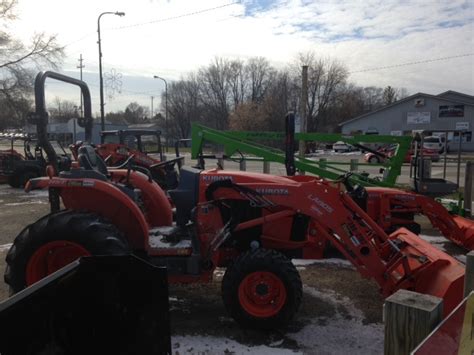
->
[0,255,171,355]
[452,215,474,250]
[391,228,465,316]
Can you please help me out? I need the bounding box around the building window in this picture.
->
[366,127,379,135]
[453,131,472,143]
[439,105,464,117]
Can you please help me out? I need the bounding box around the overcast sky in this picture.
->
[13,0,474,115]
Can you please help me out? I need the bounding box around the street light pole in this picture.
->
[97,11,125,133]
[151,96,154,118]
[153,75,168,151]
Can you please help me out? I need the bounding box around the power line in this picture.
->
[63,33,96,49]
[110,1,240,31]
[349,53,474,74]
[62,1,241,52]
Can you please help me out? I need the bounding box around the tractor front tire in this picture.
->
[222,249,302,329]
[5,211,129,294]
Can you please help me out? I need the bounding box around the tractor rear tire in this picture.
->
[7,175,20,188]
[18,170,38,187]
[5,210,129,294]
[222,249,302,329]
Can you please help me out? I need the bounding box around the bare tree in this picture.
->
[245,57,272,103]
[198,57,232,130]
[293,52,348,132]
[105,111,127,125]
[228,59,247,108]
[48,97,78,123]
[166,74,202,139]
[362,86,384,111]
[124,102,149,124]
[229,102,266,131]
[0,0,64,129]
[383,85,397,105]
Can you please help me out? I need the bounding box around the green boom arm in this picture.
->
[191,123,412,187]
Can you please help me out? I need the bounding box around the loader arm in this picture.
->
[206,174,464,316]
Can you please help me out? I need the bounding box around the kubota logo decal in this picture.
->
[308,194,334,213]
[255,188,289,195]
[202,175,234,182]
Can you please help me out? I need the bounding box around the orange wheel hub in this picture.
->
[238,271,287,318]
[26,241,91,286]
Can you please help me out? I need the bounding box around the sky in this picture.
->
[11,0,474,116]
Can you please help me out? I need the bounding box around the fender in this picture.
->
[108,169,172,226]
[26,175,151,250]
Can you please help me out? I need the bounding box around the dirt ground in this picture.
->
[0,183,466,354]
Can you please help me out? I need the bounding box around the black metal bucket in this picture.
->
[0,255,170,355]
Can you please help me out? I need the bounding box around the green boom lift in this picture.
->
[190,123,412,188]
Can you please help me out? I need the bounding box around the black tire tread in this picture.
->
[7,174,20,188]
[5,210,129,293]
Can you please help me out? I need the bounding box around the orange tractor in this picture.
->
[69,129,184,190]
[4,72,466,330]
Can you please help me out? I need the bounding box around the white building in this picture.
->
[340,91,474,151]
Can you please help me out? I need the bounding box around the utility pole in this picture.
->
[77,54,85,117]
[153,75,168,152]
[299,65,308,161]
[98,11,126,132]
[151,96,154,118]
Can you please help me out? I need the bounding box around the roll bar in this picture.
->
[28,71,93,171]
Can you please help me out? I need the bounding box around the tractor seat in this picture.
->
[59,145,109,181]
[78,145,109,176]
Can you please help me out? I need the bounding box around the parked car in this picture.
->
[423,136,448,154]
[364,144,439,164]
[332,141,356,153]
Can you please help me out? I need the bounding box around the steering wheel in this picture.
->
[336,172,354,192]
[117,155,153,183]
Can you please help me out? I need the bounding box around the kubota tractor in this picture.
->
[69,129,184,190]
[0,132,71,188]
[4,72,465,330]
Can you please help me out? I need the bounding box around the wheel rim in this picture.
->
[238,271,287,318]
[26,240,91,286]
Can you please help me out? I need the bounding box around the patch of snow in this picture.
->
[269,339,285,347]
[292,258,354,269]
[5,200,47,206]
[418,234,446,243]
[19,190,48,198]
[171,335,301,354]
[418,234,449,251]
[288,316,382,355]
[455,254,467,264]
[417,233,466,264]
[288,286,383,354]
[148,234,192,250]
[0,243,12,252]
[213,268,225,281]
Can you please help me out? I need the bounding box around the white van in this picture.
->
[423,136,447,153]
